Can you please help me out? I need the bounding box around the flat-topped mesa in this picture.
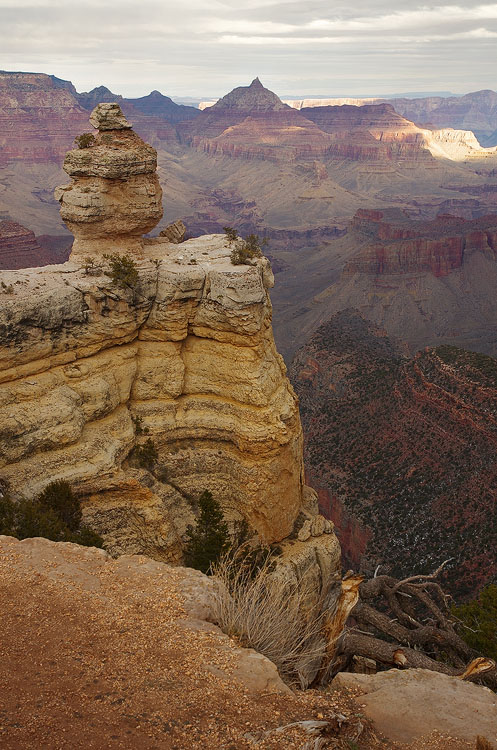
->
[55,102,163,260]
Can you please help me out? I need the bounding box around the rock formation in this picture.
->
[0,71,89,164]
[55,103,163,258]
[385,89,497,146]
[279,208,497,362]
[178,78,339,161]
[344,208,497,277]
[335,669,497,747]
[0,105,339,595]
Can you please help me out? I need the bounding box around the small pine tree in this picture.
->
[183,490,230,574]
[38,480,82,532]
[223,226,239,243]
[103,253,139,291]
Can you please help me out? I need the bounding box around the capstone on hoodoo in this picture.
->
[0,104,339,600]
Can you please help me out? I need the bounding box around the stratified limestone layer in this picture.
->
[0,234,323,563]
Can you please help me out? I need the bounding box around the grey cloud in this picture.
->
[0,0,496,96]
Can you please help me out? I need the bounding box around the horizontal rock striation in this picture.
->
[0,220,53,269]
[344,209,497,277]
[0,71,90,164]
[0,234,312,559]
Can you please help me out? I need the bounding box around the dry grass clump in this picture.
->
[211,548,325,689]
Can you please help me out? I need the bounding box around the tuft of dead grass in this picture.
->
[211,548,326,689]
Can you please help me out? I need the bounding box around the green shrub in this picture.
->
[184,490,230,574]
[16,498,67,541]
[452,584,497,660]
[74,132,96,149]
[230,233,267,265]
[133,438,159,470]
[103,253,139,291]
[0,484,15,535]
[71,525,105,548]
[38,479,81,532]
[0,480,103,548]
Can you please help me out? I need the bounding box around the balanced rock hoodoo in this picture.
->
[55,103,162,259]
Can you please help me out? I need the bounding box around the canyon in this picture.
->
[1,73,497,750]
[291,310,497,599]
[3,73,497,369]
[274,208,497,362]
[287,89,497,147]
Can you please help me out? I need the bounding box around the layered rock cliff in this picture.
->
[0,104,338,586]
[344,209,497,277]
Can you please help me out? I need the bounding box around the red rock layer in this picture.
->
[0,73,183,165]
[0,220,53,269]
[179,80,434,163]
[0,72,90,163]
[301,103,433,162]
[344,209,497,277]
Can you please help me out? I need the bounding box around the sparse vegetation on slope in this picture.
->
[224,226,267,265]
[291,310,497,599]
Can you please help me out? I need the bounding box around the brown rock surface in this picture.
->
[334,669,497,747]
[0,234,308,554]
[159,218,186,243]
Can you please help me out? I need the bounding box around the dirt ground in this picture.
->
[0,536,477,750]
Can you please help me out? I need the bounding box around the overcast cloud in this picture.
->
[0,0,495,97]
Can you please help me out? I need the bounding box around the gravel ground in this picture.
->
[0,536,477,750]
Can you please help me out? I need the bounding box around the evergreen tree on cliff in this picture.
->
[184,491,229,574]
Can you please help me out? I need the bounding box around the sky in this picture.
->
[1,0,496,98]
